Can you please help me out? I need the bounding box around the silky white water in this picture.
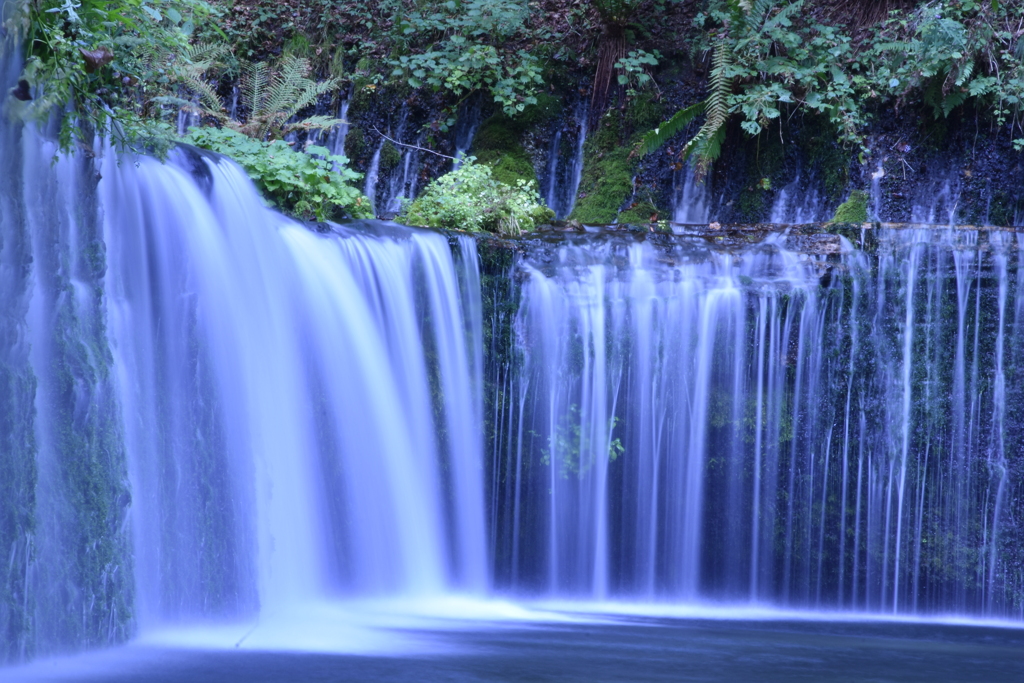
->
[4,16,1024,668]
[493,228,1024,617]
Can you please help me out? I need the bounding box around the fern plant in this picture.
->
[636,1,763,176]
[637,41,731,176]
[229,56,341,140]
[143,41,231,119]
[637,0,863,177]
[184,54,341,141]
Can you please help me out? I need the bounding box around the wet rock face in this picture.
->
[863,108,1024,226]
[174,144,215,196]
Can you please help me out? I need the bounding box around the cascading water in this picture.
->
[363,108,423,217]
[769,173,826,223]
[105,151,489,615]
[1,106,487,660]
[910,173,960,224]
[493,228,1024,617]
[453,97,483,168]
[543,101,588,220]
[671,165,711,224]
[6,21,1024,672]
[327,93,350,159]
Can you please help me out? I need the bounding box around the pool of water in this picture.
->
[7,606,1024,682]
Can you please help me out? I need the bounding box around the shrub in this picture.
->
[185,127,371,221]
[401,158,553,235]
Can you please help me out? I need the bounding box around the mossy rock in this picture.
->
[623,91,665,134]
[471,115,538,186]
[329,50,346,79]
[570,146,634,224]
[516,93,561,128]
[345,127,366,161]
[283,32,313,59]
[379,141,401,172]
[830,190,869,223]
[617,200,662,224]
[569,110,637,224]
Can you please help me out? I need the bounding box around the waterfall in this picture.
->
[769,173,825,223]
[910,174,960,225]
[1,114,487,659]
[363,143,383,216]
[671,165,711,224]
[328,94,351,159]
[7,15,1024,664]
[870,160,885,221]
[385,135,422,215]
[543,101,588,220]
[363,109,422,217]
[104,151,488,616]
[495,228,1024,615]
[453,98,482,168]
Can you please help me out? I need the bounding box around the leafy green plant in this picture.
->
[184,127,371,220]
[639,1,1024,174]
[638,0,863,175]
[385,0,543,120]
[8,0,216,152]
[614,49,660,95]
[400,157,553,235]
[865,0,1024,131]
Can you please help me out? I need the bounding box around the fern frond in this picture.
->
[287,79,340,118]
[693,125,727,177]
[873,41,915,53]
[263,56,311,115]
[955,60,974,87]
[762,1,801,32]
[180,74,225,114]
[184,41,230,65]
[242,61,270,119]
[744,0,775,29]
[282,115,343,133]
[636,101,706,156]
[680,40,733,176]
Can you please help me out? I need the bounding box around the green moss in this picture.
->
[344,127,366,161]
[379,141,401,173]
[830,190,869,223]
[470,115,538,186]
[569,110,637,224]
[623,91,665,133]
[328,50,346,80]
[490,154,537,187]
[517,92,561,128]
[799,114,850,202]
[283,32,313,59]
[617,200,661,224]
[570,149,634,224]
